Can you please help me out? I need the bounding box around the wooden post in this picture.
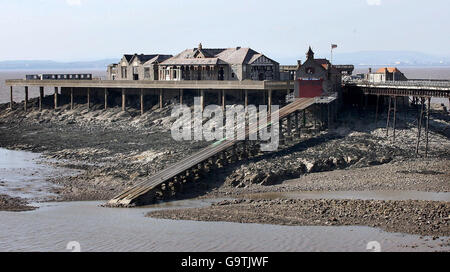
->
[244,89,248,108]
[268,90,272,114]
[24,86,28,112]
[54,87,58,110]
[70,87,74,110]
[393,96,397,141]
[122,89,126,111]
[140,89,144,115]
[200,90,205,110]
[386,96,392,137]
[9,86,13,110]
[180,89,183,105]
[104,88,108,110]
[159,89,163,109]
[87,88,90,110]
[39,87,44,111]
[222,90,226,110]
[415,98,424,156]
[425,97,431,157]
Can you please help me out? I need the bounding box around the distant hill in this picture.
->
[333,51,450,66]
[3,51,450,69]
[0,59,119,70]
[278,51,450,66]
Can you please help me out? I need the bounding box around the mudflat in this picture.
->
[0,97,449,237]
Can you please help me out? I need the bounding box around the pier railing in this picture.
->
[347,79,450,89]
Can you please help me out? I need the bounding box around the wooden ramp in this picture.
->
[107,98,316,207]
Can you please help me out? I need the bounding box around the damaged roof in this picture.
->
[161,46,278,66]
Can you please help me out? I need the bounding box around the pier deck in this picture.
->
[5,79,295,91]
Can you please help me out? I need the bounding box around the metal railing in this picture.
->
[346,79,450,88]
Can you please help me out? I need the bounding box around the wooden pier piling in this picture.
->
[54,87,58,109]
[24,86,28,112]
[122,89,126,111]
[425,97,431,157]
[104,88,108,110]
[70,87,74,110]
[159,89,163,109]
[9,86,13,110]
[416,98,425,156]
[87,88,91,110]
[39,87,44,111]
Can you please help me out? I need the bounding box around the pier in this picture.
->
[6,79,296,114]
[344,80,450,157]
[107,97,316,207]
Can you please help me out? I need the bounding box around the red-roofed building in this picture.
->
[294,47,342,99]
[366,67,408,82]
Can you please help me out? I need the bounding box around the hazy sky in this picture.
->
[0,0,449,61]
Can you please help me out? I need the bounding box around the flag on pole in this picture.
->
[331,44,338,49]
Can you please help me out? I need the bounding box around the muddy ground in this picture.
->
[0,194,36,212]
[0,96,449,236]
[148,198,450,236]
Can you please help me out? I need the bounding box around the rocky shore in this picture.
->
[147,198,450,237]
[0,97,449,237]
[0,194,36,212]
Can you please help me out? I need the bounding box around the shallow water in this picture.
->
[0,148,74,201]
[0,70,106,104]
[0,200,448,252]
[244,190,450,202]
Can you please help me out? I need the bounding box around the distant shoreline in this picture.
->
[0,68,108,72]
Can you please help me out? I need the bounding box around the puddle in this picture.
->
[0,148,78,201]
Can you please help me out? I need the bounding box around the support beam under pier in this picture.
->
[104,88,108,110]
[54,87,58,110]
[425,97,431,157]
[393,96,397,141]
[245,89,248,108]
[222,90,226,110]
[24,86,28,112]
[39,87,44,111]
[268,90,272,113]
[140,88,144,115]
[416,98,425,156]
[122,89,126,112]
[180,89,183,105]
[10,86,13,110]
[159,89,163,109]
[70,87,74,110]
[87,88,91,111]
[200,90,205,110]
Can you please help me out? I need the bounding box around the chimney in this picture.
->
[297,60,302,67]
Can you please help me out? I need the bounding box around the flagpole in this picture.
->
[331,45,333,64]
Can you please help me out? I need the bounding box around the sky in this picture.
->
[0,0,449,62]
